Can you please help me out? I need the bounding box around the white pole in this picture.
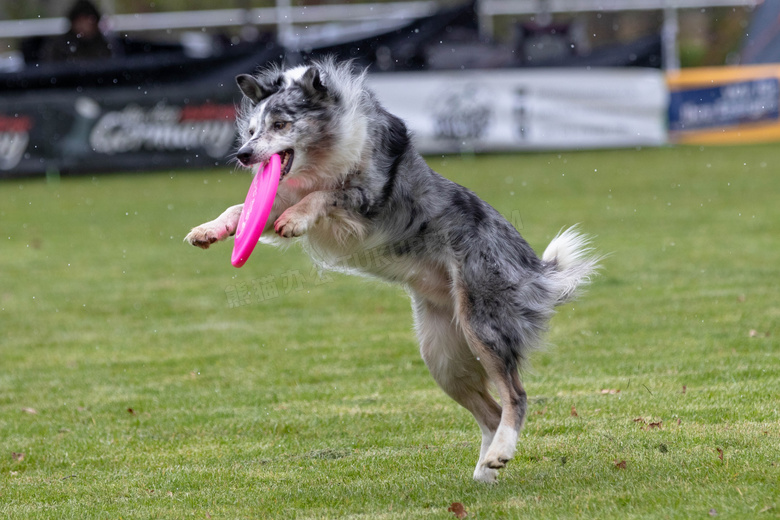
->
[662,5,680,70]
[276,0,294,49]
[477,0,495,40]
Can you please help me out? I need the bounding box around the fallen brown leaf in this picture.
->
[614,459,627,469]
[127,408,136,415]
[448,502,467,519]
[709,508,718,516]
[717,448,724,462]
[11,452,24,462]
[682,385,687,394]
[633,417,646,424]
[21,407,38,415]
[570,405,579,417]
[648,420,663,430]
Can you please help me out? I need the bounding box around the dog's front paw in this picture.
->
[274,209,312,238]
[184,222,230,249]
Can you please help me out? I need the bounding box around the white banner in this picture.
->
[368,68,668,153]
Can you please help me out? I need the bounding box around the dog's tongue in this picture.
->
[231,154,282,267]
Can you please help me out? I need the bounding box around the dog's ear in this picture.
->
[299,67,330,101]
[236,74,278,104]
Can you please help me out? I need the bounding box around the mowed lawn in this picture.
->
[1,145,778,519]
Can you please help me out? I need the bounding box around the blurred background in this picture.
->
[1,0,777,177]
[0,0,763,67]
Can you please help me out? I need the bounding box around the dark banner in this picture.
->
[0,42,283,178]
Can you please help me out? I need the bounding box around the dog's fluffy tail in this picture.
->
[542,226,601,305]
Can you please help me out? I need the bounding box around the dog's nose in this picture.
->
[236,146,254,165]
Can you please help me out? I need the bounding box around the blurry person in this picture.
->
[40,0,113,63]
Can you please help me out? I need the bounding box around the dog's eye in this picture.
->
[248,128,255,137]
[273,121,289,131]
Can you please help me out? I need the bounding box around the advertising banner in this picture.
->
[0,90,238,176]
[0,43,282,178]
[368,68,668,153]
[667,65,780,145]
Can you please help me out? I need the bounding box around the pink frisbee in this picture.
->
[231,154,281,268]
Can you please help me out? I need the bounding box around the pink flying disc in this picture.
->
[231,154,281,268]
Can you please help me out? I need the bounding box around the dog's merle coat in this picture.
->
[185,58,599,483]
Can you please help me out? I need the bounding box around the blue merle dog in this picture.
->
[185,58,600,483]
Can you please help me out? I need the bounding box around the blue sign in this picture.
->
[669,78,779,132]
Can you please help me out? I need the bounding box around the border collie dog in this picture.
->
[185,58,599,483]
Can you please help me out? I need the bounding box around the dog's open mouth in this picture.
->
[278,149,294,179]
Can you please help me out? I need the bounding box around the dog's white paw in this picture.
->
[473,464,499,483]
[473,443,514,483]
[184,221,231,249]
[274,209,312,238]
[481,425,518,471]
[483,450,513,470]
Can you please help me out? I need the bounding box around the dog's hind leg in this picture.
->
[451,277,532,482]
[462,330,528,481]
[412,296,503,483]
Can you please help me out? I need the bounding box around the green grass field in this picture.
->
[1,144,779,519]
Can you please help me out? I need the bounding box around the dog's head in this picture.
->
[234,60,363,183]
